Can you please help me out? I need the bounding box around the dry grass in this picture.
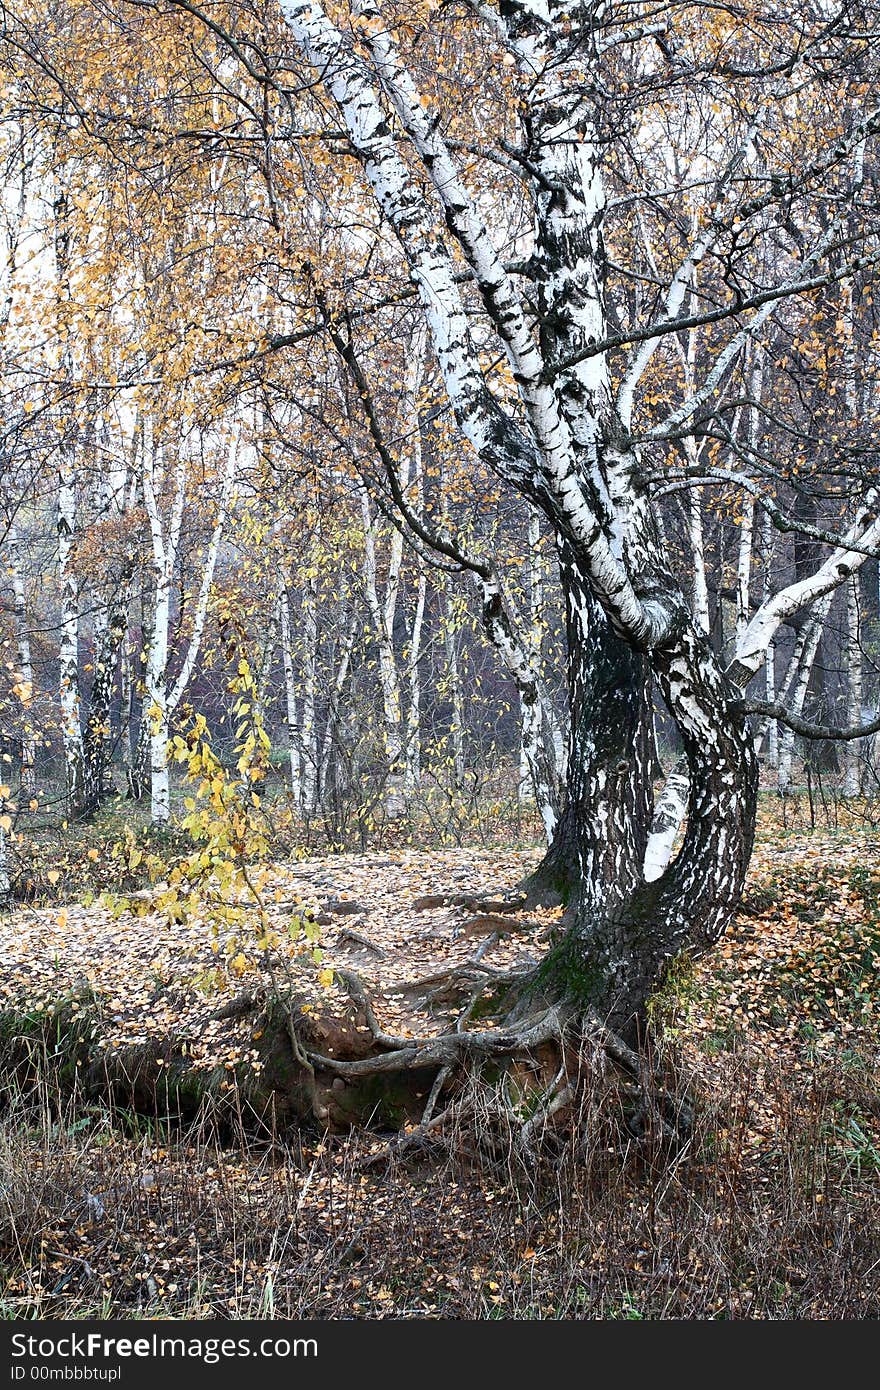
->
[1,1034,878,1320]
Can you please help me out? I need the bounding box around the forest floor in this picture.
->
[1,797,879,1319]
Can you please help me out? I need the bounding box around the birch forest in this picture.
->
[0,0,879,1326]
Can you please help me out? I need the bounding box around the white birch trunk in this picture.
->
[356,330,425,780]
[764,641,779,768]
[120,634,134,795]
[146,581,171,825]
[643,763,690,883]
[404,568,426,789]
[442,579,466,792]
[841,263,862,798]
[520,512,544,799]
[53,176,86,818]
[318,614,358,796]
[278,585,303,809]
[736,495,755,643]
[476,568,562,841]
[58,436,84,816]
[677,284,710,634]
[141,436,178,825]
[359,488,404,765]
[776,597,832,795]
[844,575,863,797]
[166,433,238,716]
[300,573,319,813]
[399,328,427,790]
[0,809,9,907]
[141,430,237,824]
[735,355,764,642]
[8,523,36,794]
[753,508,779,766]
[688,475,710,635]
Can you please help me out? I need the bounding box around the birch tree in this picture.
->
[259,0,880,1039]
[141,422,238,823]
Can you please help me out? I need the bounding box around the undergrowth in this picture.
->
[1,1040,878,1320]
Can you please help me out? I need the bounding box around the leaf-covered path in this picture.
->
[0,847,557,1083]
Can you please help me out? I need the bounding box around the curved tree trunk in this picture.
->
[525,557,759,1041]
[523,567,652,910]
[274,0,877,1076]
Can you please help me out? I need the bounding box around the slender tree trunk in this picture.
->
[360,488,404,767]
[8,523,37,795]
[278,585,303,809]
[253,591,280,727]
[300,573,319,813]
[0,814,9,908]
[54,180,87,819]
[442,578,466,791]
[478,570,561,841]
[688,480,710,635]
[776,597,832,795]
[129,611,151,803]
[404,567,426,789]
[678,289,711,636]
[141,430,179,825]
[318,609,357,798]
[131,714,151,802]
[736,495,755,642]
[519,512,544,801]
[513,513,567,816]
[141,430,236,824]
[58,438,86,817]
[82,577,132,813]
[753,507,779,767]
[763,642,779,767]
[735,354,764,646]
[145,573,172,824]
[121,635,135,798]
[844,574,863,796]
[401,362,427,790]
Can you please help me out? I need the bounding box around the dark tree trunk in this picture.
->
[82,599,129,816]
[524,548,652,909]
[524,550,760,1041]
[127,714,150,801]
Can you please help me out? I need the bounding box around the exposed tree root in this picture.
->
[336,927,387,955]
[412,891,529,915]
[458,912,549,937]
[291,965,693,1162]
[398,960,529,1010]
[451,893,528,914]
